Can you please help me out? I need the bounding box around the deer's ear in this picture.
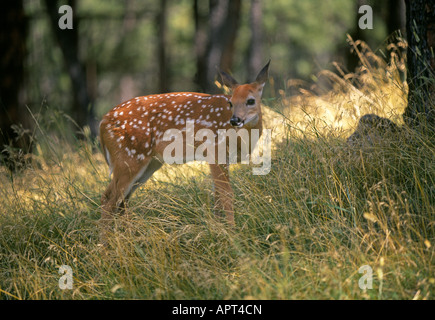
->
[218,70,239,90]
[255,60,271,86]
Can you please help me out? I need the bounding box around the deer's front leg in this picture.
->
[209,163,234,225]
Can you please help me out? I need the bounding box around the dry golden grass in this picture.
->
[279,36,408,137]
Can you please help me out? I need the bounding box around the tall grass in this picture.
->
[0,41,433,300]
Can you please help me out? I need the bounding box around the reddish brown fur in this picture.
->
[100,92,233,167]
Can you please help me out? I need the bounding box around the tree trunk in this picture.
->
[247,0,263,82]
[387,0,406,36]
[156,0,169,93]
[195,0,241,93]
[193,0,208,91]
[0,0,32,170]
[403,0,435,129]
[44,0,97,137]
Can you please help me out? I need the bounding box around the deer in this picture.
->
[98,61,270,242]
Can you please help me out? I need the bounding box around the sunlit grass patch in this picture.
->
[278,37,408,137]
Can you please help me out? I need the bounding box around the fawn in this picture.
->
[99,61,270,240]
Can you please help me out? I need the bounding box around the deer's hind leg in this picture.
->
[99,157,162,243]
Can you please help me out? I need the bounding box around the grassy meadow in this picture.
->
[0,43,434,300]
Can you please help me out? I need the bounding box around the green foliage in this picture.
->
[263,0,354,78]
[24,0,394,119]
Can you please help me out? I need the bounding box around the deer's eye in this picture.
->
[228,101,233,108]
[247,99,255,106]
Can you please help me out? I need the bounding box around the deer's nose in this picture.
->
[230,116,243,127]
